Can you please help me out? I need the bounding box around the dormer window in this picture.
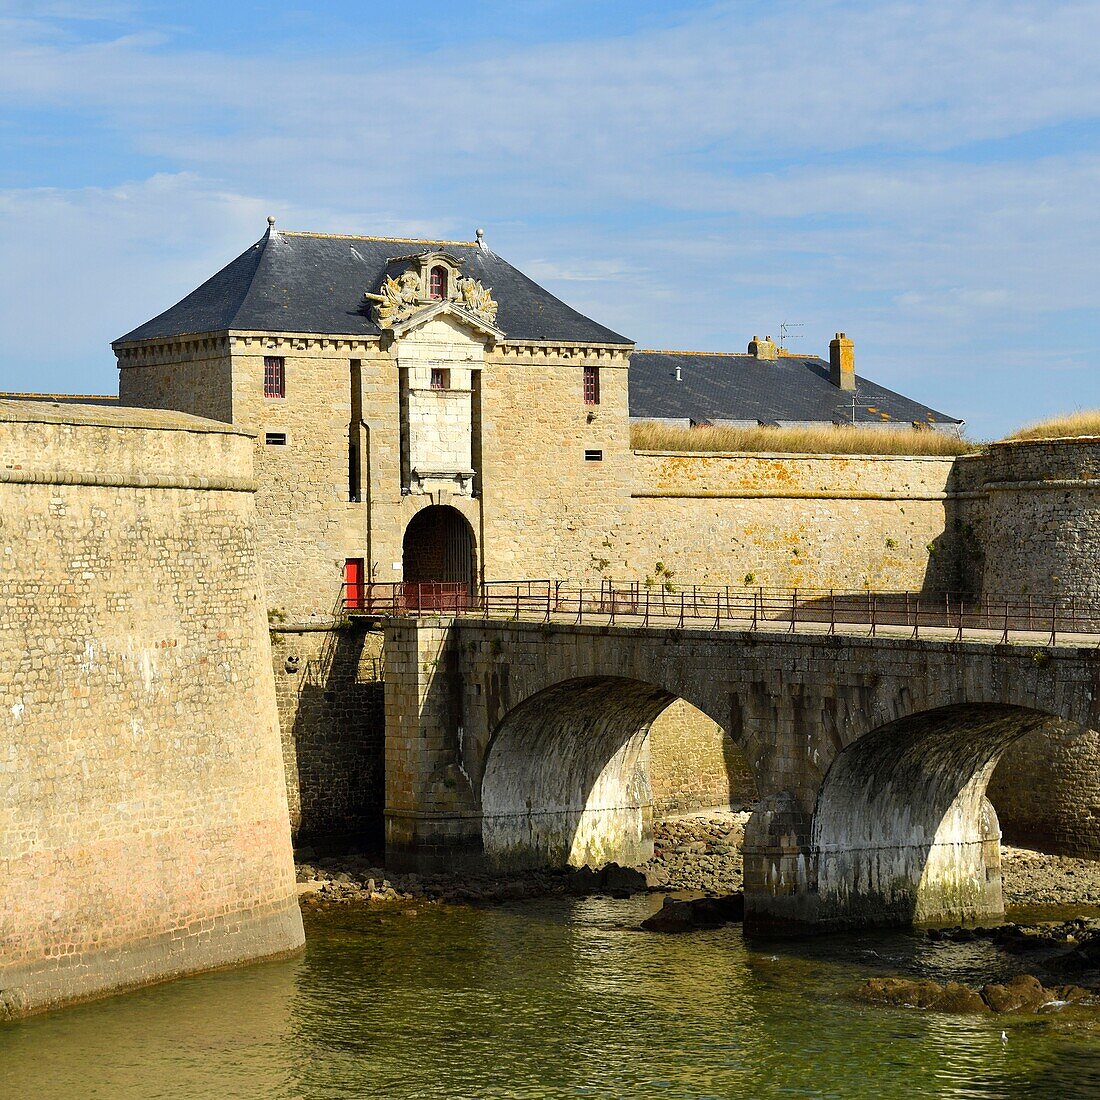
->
[429,265,448,300]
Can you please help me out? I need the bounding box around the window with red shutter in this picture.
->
[264,356,285,399]
[583,364,600,405]
[429,266,447,299]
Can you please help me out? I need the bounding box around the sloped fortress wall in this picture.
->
[0,401,303,1019]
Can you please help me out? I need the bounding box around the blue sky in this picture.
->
[1,0,1097,437]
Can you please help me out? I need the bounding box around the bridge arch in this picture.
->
[479,676,752,870]
[750,701,1058,929]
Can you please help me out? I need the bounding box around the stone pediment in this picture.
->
[385,298,504,343]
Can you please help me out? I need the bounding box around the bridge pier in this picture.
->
[383,619,483,872]
[743,792,1004,931]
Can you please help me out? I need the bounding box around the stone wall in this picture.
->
[987,721,1100,858]
[0,401,303,1019]
[647,700,757,817]
[116,336,234,423]
[478,346,634,582]
[272,626,386,846]
[623,450,960,592]
[970,438,1100,601]
[961,439,1100,858]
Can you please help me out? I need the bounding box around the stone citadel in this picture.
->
[2,221,1097,1015]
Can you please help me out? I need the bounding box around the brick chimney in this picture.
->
[748,335,779,360]
[829,332,855,391]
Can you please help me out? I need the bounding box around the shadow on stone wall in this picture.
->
[987,719,1100,859]
[648,699,758,818]
[273,625,386,850]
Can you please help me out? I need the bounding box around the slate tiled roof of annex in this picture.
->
[629,351,962,428]
[114,227,631,347]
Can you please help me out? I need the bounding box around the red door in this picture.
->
[344,558,365,611]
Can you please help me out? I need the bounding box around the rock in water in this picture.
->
[601,864,648,896]
[565,864,648,897]
[855,973,1097,1014]
[979,974,1049,1014]
[854,978,989,1013]
[640,893,745,933]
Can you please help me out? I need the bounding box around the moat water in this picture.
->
[4,895,1100,1099]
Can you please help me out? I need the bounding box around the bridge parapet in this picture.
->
[354,580,1100,646]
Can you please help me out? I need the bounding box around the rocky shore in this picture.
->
[294,853,651,909]
[295,808,1100,912]
[644,810,1100,908]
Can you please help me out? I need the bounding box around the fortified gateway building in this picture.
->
[113,220,960,622]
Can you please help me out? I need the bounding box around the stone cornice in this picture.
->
[114,333,231,365]
[984,478,1100,493]
[494,342,631,365]
[0,469,257,492]
[631,489,954,502]
[229,333,383,355]
[632,449,959,464]
[115,331,630,364]
[114,330,386,363]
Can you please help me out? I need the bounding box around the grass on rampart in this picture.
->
[630,420,976,457]
[1004,410,1100,442]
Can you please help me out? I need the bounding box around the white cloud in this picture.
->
[0,0,1097,431]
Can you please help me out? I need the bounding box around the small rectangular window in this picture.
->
[584,449,603,462]
[265,432,287,446]
[583,364,600,406]
[430,367,449,390]
[349,443,361,502]
[264,356,285,399]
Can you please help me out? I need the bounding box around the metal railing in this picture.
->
[341,579,1100,645]
[343,580,472,615]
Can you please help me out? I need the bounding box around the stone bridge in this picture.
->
[383,616,1100,930]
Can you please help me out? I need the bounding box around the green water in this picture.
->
[4,895,1100,1099]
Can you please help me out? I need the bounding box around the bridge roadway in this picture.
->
[379,605,1100,931]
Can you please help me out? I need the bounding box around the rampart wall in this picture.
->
[0,401,303,1019]
[621,450,960,592]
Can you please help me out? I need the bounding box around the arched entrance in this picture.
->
[402,505,475,593]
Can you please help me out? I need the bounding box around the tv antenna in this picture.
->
[836,389,884,426]
[779,321,803,349]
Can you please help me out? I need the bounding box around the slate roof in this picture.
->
[628,351,962,428]
[114,229,631,346]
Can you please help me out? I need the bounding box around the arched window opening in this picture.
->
[429,265,448,300]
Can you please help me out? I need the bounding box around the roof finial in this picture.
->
[267,215,276,231]
[475,227,486,250]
